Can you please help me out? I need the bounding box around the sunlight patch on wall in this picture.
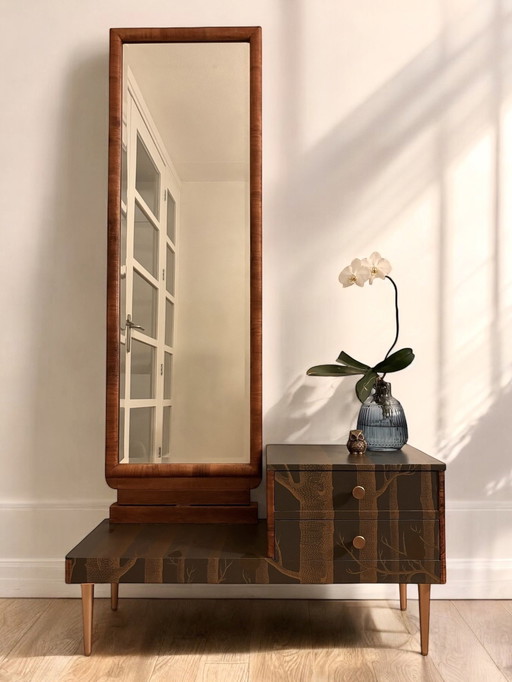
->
[442,130,494,458]
[499,98,512,389]
[485,470,512,496]
[299,1,441,153]
[383,184,440,455]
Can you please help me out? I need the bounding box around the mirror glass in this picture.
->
[118,42,250,465]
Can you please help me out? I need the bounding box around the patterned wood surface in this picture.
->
[266,445,445,586]
[267,444,446,471]
[266,471,275,558]
[66,447,445,586]
[66,521,273,585]
[274,470,439,515]
[275,520,441,583]
[66,518,442,585]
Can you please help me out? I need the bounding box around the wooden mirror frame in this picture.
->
[105,27,262,523]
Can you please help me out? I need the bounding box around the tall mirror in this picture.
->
[105,28,262,523]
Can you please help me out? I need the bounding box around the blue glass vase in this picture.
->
[356,379,408,451]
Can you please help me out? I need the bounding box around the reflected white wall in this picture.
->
[173,182,250,462]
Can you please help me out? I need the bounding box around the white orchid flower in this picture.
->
[338,258,371,288]
[362,252,392,284]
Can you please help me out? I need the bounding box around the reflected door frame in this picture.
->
[120,71,179,465]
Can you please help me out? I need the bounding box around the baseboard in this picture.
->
[1,501,511,598]
[1,558,511,599]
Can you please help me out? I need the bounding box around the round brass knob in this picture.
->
[352,485,366,500]
[352,535,366,550]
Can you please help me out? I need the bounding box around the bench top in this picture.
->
[66,519,272,585]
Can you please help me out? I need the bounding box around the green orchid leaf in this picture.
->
[335,351,371,371]
[373,348,415,373]
[355,370,378,403]
[307,364,365,377]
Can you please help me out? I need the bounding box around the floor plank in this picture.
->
[61,599,161,682]
[453,601,512,681]
[308,599,443,682]
[249,600,314,682]
[364,600,443,682]
[372,649,443,682]
[196,661,249,682]
[0,600,51,664]
[149,600,205,682]
[0,599,82,682]
[0,598,510,681]
[427,601,508,682]
[308,600,378,681]
[189,599,251,664]
[502,601,512,617]
[150,599,251,682]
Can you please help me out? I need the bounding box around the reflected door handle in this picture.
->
[125,314,144,352]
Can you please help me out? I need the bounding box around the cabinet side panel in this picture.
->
[439,470,446,583]
[266,470,275,558]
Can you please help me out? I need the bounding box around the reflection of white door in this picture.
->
[119,77,180,464]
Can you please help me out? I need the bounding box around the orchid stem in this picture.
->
[383,275,400,368]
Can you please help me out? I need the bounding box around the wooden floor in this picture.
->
[0,598,510,681]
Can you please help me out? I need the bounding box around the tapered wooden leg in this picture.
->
[81,583,94,656]
[111,583,119,611]
[418,583,431,655]
[399,583,407,611]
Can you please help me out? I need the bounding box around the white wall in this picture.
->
[1,0,511,598]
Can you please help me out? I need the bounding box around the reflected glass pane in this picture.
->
[129,407,154,462]
[167,191,176,242]
[121,146,127,206]
[166,246,175,296]
[165,299,174,347]
[130,339,155,399]
[121,212,127,267]
[120,342,126,399]
[119,407,125,460]
[164,352,173,399]
[163,406,171,458]
[134,204,158,277]
[136,136,160,218]
[133,271,157,338]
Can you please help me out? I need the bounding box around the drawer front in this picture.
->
[273,469,439,516]
[273,518,440,584]
[265,560,443,584]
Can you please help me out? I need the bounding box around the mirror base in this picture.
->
[117,489,252,505]
[109,502,258,524]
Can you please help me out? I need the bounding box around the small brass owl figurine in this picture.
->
[347,429,367,455]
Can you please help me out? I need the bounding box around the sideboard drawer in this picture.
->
[266,445,446,589]
[273,469,439,516]
[273,518,441,583]
[275,518,439,562]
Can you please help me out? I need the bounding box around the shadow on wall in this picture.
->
[264,0,512,501]
[443,381,512,499]
[265,375,360,446]
[28,50,113,504]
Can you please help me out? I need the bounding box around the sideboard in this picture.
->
[66,444,445,655]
